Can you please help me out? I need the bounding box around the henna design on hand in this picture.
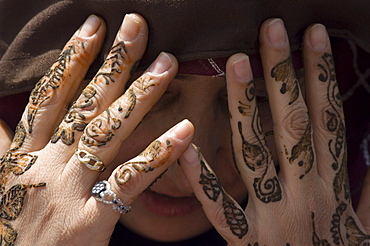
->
[28,41,83,133]
[115,140,173,185]
[52,42,132,146]
[199,154,222,202]
[0,220,17,246]
[237,81,282,203]
[270,56,300,105]
[0,152,38,195]
[222,193,248,239]
[197,148,248,239]
[330,202,347,245]
[345,216,370,246]
[9,122,26,152]
[94,42,130,85]
[82,109,121,147]
[311,212,331,246]
[318,53,370,243]
[0,183,45,245]
[288,121,314,179]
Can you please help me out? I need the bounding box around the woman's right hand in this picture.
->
[0,14,193,245]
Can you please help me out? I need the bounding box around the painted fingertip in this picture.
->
[169,119,194,141]
[181,143,200,167]
[119,14,141,42]
[78,15,101,38]
[232,55,252,82]
[149,52,173,75]
[308,24,328,51]
[266,18,287,47]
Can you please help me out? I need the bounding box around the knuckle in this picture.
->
[80,111,121,148]
[131,75,158,101]
[114,165,144,196]
[280,105,310,140]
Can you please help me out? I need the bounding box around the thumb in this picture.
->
[0,119,13,156]
[357,167,370,234]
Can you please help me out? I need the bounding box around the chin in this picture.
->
[119,190,214,242]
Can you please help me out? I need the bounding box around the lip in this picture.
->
[139,189,201,217]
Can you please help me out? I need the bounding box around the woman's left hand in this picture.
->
[180,18,370,245]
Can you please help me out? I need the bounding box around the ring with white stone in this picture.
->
[92,180,131,214]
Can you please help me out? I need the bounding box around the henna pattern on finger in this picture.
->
[81,109,121,147]
[9,122,26,152]
[318,54,350,200]
[222,193,248,239]
[199,153,222,202]
[52,42,133,146]
[115,140,173,185]
[27,41,83,133]
[271,56,300,105]
[288,121,315,179]
[197,148,248,239]
[237,81,282,203]
[94,42,131,85]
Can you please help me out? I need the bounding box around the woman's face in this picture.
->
[99,73,274,242]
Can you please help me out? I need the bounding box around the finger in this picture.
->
[17,15,106,152]
[260,18,316,182]
[0,120,12,156]
[180,144,251,244]
[66,52,178,187]
[84,120,194,226]
[357,167,370,234]
[303,24,346,185]
[226,53,282,204]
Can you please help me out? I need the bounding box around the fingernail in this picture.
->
[266,19,287,47]
[149,52,173,75]
[119,14,140,42]
[170,119,193,140]
[233,55,252,82]
[308,24,328,51]
[182,144,200,166]
[78,15,101,38]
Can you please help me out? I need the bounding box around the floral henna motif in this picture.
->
[197,148,248,239]
[223,193,248,239]
[288,121,315,179]
[81,109,122,147]
[94,42,131,85]
[271,56,300,105]
[237,81,282,203]
[27,41,83,134]
[52,42,131,146]
[115,140,173,185]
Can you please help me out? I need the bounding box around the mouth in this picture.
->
[138,189,201,217]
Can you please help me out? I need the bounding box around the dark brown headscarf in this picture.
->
[1,0,370,97]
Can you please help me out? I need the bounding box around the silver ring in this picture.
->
[92,180,131,214]
[75,149,106,172]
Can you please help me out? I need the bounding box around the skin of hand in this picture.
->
[0,14,369,246]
